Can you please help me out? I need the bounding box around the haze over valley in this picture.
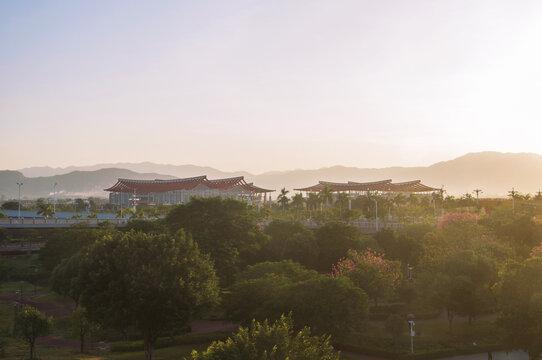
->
[2,151,541,199]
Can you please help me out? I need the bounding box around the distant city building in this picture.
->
[105,176,274,207]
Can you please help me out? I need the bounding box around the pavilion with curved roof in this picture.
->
[105,176,274,207]
[294,179,439,194]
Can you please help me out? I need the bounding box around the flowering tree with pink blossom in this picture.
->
[331,249,401,306]
[438,212,479,229]
[530,242,542,258]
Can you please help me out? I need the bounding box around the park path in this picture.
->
[0,293,74,317]
[440,351,528,360]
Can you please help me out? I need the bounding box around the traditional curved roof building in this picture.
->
[294,179,439,194]
[105,176,274,207]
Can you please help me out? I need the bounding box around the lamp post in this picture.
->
[372,198,378,232]
[508,188,517,213]
[407,314,415,353]
[129,191,139,217]
[16,182,23,219]
[53,182,58,217]
[473,189,482,205]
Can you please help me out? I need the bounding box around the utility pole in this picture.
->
[16,182,23,219]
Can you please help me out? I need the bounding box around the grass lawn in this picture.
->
[0,280,48,297]
[338,317,505,359]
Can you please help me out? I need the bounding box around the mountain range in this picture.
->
[2,152,542,199]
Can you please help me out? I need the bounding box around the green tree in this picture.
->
[226,261,368,338]
[262,220,318,268]
[0,228,11,245]
[331,249,402,306]
[1,200,20,210]
[306,193,321,215]
[39,228,101,272]
[77,230,219,360]
[14,306,52,360]
[291,193,304,209]
[498,257,542,360]
[50,251,85,305]
[188,314,340,360]
[72,306,97,353]
[290,193,305,220]
[36,202,54,218]
[375,228,425,266]
[123,219,166,234]
[314,222,365,272]
[74,198,86,212]
[423,251,497,332]
[166,197,268,285]
[335,192,350,218]
[277,188,290,214]
[319,185,333,210]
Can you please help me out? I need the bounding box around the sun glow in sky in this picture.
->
[1,0,542,173]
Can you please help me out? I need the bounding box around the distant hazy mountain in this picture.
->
[17,162,251,179]
[252,152,542,197]
[2,152,542,199]
[0,168,176,200]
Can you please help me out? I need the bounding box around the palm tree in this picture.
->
[291,193,304,209]
[37,203,54,219]
[335,192,350,218]
[408,193,419,206]
[277,188,290,214]
[306,193,321,217]
[290,193,305,220]
[319,185,333,211]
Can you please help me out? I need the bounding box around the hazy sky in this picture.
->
[1,0,542,173]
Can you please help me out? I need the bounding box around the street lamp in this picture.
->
[129,191,140,216]
[372,198,378,232]
[53,182,58,217]
[473,189,482,205]
[508,188,517,212]
[16,182,23,219]
[407,314,415,353]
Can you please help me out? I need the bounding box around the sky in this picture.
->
[1,0,542,174]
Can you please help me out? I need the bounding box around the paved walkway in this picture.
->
[440,351,528,360]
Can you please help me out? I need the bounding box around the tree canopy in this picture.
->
[262,220,318,268]
[165,197,268,284]
[14,306,52,360]
[226,260,368,337]
[188,314,340,360]
[76,230,219,360]
[314,222,366,272]
[498,257,542,360]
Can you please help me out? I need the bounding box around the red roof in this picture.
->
[294,179,438,193]
[105,176,274,194]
